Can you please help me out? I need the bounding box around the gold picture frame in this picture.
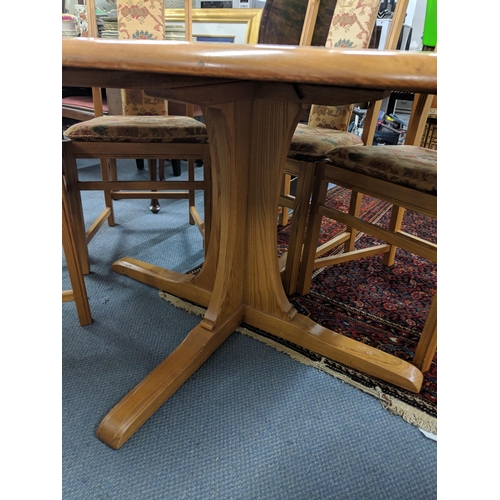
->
[164,8,263,44]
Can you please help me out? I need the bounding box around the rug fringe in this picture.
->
[159,291,437,436]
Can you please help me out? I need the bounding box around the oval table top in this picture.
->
[62,38,437,95]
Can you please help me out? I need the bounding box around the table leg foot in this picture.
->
[97,307,243,449]
[112,257,212,307]
[245,307,423,393]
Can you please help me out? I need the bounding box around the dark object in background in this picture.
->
[373,113,407,146]
[258,0,338,46]
[373,128,400,146]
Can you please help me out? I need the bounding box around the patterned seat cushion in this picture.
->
[288,123,363,161]
[326,145,437,195]
[64,115,208,143]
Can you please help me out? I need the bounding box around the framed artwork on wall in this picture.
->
[164,8,262,44]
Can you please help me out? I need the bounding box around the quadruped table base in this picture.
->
[95,95,424,449]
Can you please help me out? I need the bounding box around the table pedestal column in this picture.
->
[101,95,423,450]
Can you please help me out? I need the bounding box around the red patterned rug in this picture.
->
[276,185,436,425]
[161,185,437,432]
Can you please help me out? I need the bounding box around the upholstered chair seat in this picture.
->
[325,145,437,195]
[287,123,363,161]
[65,115,208,143]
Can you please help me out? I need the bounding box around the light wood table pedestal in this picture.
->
[62,39,437,449]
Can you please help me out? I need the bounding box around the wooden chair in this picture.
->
[295,89,437,372]
[62,173,92,326]
[116,0,194,213]
[63,0,211,275]
[279,0,410,295]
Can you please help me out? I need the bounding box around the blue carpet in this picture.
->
[62,159,436,499]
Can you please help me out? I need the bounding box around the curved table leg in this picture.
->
[99,94,423,449]
[97,309,243,449]
[112,258,213,309]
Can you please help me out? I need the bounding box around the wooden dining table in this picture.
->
[63,38,437,449]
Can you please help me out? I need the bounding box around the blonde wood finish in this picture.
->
[184,0,194,119]
[279,0,412,295]
[97,317,240,450]
[413,293,437,372]
[64,140,211,275]
[381,202,405,266]
[62,178,92,326]
[62,39,437,94]
[61,107,96,122]
[344,190,362,252]
[385,0,409,50]
[297,159,437,293]
[299,0,321,46]
[280,158,316,294]
[184,0,193,43]
[278,173,293,226]
[63,40,436,449]
[378,49,436,265]
[278,0,325,283]
[293,33,435,291]
[316,204,437,262]
[405,92,435,147]
[64,2,210,274]
[354,7,434,267]
[295,107,438,374]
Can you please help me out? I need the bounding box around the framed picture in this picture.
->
[164,8,262,44]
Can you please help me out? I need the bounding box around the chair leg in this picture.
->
[343,190,363,253]
[62,180,92,326]
[282,162,316,295]
[171,159,182,176]
[149,159,160,213]
[413,292,437,372]
[279,173,292,227]
[102,158,116,227]
[158,159,165,181]
[188,159,195,225]
[382,205,405,266]
[136,159,145,170]
[296,163,329,295]
[62,140,91,275]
